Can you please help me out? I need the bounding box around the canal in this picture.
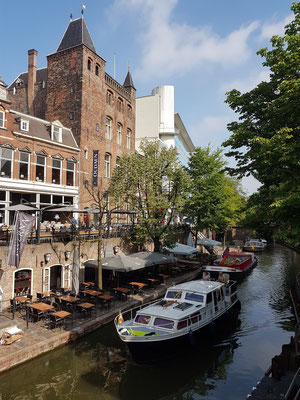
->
[0,243,299,400]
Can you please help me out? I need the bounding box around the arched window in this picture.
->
[104,153,111,178]
[87,58,92,71]
[95,64,99,76]
[117,123,122,145]
[106,90,113,105]
[126,129,131,150]
[105,117,112,140]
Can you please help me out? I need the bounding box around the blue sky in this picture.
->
[0,0,294,194]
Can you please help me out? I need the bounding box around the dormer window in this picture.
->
[0,111,4,129]
[51,124,62,142]
[20,119,29,132]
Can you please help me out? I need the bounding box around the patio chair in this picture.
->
[32,308,44,322]
[76,304,88,318]
[49,314,63,330]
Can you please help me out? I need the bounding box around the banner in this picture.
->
[7,212,35,268]
[93,150,98,186]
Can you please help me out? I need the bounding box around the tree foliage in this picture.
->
[223,2,300,245]
[185,146,246,240]
[109,140,189,251]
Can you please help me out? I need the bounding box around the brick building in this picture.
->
[7,15,136,208]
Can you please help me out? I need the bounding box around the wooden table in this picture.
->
[82,282,94,287]
[14,296,30,303]
[98,294,115,308]
[158,273,169,280]
[77,302,95,317]
[52,310,71,318]
[60,296,79,303]
[113,287,132,300]
[129,282,147,288]
[30,303,54,312]
[82,290,102,296]
[37,291,55,296]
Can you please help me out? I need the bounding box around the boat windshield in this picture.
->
[134,314,150,325]
[153,318,174,329]
[166,290,182,300]
[185,292,204,303]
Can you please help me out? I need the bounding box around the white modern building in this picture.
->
[135,85,195,166]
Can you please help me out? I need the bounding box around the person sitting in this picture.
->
[202,271,211,281]
[217,271,229,284]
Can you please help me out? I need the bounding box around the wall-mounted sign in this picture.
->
[93,150,98,186]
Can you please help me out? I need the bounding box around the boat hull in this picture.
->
[203,257,257,279]
[124,300,241,363]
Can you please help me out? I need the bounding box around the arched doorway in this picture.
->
[42,264,70,292]
[14,269,32,296]
[84,265,97,283]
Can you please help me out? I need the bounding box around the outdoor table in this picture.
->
[146,278,160,287]
[77,302,95,317]
[113,287,132,300]
[30,303,54,311]
[129,281,147,288]
[38,291,55,296]
[14,296,30,303]
[82,290,102,296]
[158,273,169,283]
[98,294,115,308]
[60,295,80,303]
[50,310,72,329]
[82,282,94,287]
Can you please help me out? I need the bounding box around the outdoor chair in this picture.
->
[32,308,44,322]
[49,314,63,330]
[76,304,88,318]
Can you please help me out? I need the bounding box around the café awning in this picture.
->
[84,254,148,272]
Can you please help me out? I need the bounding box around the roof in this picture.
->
[170,280,223,294]
[174,113,195,153]
[8,68,47,89]
[123,69,135,90]
[11,110,79,149]
[56,17,96,54]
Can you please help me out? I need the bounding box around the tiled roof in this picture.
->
[8,68,47,89]
[56,17,96,53]
[11,111,79,149]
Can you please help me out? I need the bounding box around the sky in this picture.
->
[0,0,294,195]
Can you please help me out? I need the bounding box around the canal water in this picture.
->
[0,244,299,400]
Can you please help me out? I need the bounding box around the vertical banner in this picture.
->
[93,150,98,186]
[7,212,35,268]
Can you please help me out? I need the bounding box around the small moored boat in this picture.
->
[243,239,265,252]
[202,251,257,278]
[114,279,240,362]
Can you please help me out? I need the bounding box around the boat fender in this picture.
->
[119,328,130,336]
[188,328,195,345]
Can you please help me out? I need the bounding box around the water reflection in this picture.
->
[0,244,299,400]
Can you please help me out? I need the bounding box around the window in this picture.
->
[42,80,46,89]
[126,129,131,149]
[66,161,75,186]
[104,153,111,178]
[117,123,122,145]
[185,293,204,303]
[117,98,123,112]
[0,111,4,128]
[106,91,113,105]
[105,117,112,140]
[134,315,150,325]
[52,159,61,184]
[127,104,132,117]
[70,85,74,93]
[87,59,91,71]
[51,124,62,142]
[0,148,13,178]
[36,155,46,182]
[95,64,99,76]
[96,123,99,132]
[116,156,120,168]
[20,119,29,132]
[84,150,88,159]
[166,290,182,299]
[19,152,30,180]
[69,112,74,120]
[153,318,174,330]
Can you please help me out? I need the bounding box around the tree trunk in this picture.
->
[153,237,160,253]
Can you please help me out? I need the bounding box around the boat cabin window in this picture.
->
[153,318,174,330]
[185,292,204,303]
[191,311,201,324]
[177,318,191,330]
[166,290,182,300]
[206,292,212,304]
[134,314,150,325]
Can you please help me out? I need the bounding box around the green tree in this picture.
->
[185,146,246,244]
[223,2,300,245]
[109,140,189,252]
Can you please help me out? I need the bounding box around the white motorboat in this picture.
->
[243,239,265,252]
[114,279,240,362]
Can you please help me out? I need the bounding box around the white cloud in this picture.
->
[260,14,293,40]
[221,69,270,94]
[111,0,259,80]
[189,115,232,149]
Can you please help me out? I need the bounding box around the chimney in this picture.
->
[27,49,37,115]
